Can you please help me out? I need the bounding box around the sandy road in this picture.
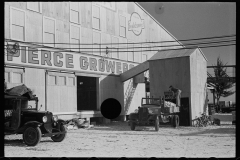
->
[4,121,235,158]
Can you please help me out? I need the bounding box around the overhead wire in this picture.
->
[4,38,235,51]
[4,43,236,55]
[4,34,236,46]
[4,34,235,56]
[4,39,235,54]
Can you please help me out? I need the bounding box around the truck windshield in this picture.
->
[21,100,37,110]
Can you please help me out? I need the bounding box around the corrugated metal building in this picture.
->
[4,2,184,123]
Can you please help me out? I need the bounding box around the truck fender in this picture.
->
[18,121,43,133]
[24,121,43,128]
[129,113,139,120]
[57,119,66,125]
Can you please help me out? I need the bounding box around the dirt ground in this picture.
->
[4,121,235,158]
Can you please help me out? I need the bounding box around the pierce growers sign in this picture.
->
[5,42,136,75]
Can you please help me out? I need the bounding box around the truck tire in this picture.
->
[23,126,42,146]
[171,116,175,127]
[155,116,159,131]
[130,122,135,130]
[51,124,67,142]
[173,115,179,128]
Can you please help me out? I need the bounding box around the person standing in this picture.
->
[169,85,182,107]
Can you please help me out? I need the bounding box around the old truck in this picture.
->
[4,84,67,146]
[219,101,235,113]
[128,91,180,131]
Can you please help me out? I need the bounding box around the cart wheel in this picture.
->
[23,126,42,146]
[130,121,135,130]
[51,124,67,142]
[173,115,179,128]
[155,116,159,131]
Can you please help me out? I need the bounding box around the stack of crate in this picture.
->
[161,101,178,113]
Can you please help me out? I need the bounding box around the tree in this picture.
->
[208,57,235,112]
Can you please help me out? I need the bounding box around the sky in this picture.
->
[138,2,236,102]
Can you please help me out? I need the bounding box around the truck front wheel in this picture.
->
[51,124,67,142]
[172,115,179,128]
[23,126,42,146]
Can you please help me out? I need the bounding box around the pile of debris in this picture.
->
[65,118,94,130]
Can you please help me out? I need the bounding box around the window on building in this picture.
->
[58,76,66,86]
[48,75,57,85]
[43,17,55,47]
[92,31,101,55]
[27,2,42,13]
[70,24,80,52]
[70,2,80,24]
[92,5,100,30]
[128,41,134,62]
[11,7,25,41]
[5,68,24,84]
[111,36,119,59]
[5,72,10,83]
[119,15,126,37]
[12,72,23,84]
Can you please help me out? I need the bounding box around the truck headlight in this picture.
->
[52,115,58,122]
[42,116,48,123]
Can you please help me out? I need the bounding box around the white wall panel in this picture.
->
[47,72,76,112]
[24,68,45,111]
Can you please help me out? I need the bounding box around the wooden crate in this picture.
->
[161,106,179,113]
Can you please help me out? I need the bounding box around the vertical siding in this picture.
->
[101,32,111,56]
[42,2,55,18]
[80,2,92,28]
[106,9,115,35]
[25,10,42,43]
[5,2,26,10]
[99,75,124,113]
[4,4,10,39]
[100,7,107,33]
[190,49,207,122]
[81,27,93,54]
[25,68,45,111]
[149,57,191,99]
[5,2,185,117]
[5,2,182,57]
[47,72,77,113]
[56,19,70,49]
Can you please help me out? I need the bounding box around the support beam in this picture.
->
[207,65,236,68]
[120,61,149,82]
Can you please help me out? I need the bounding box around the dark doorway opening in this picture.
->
[77,76,97,111]
[179,97,190,126]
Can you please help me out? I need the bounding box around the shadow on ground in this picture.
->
[4,138,55,147]
[86,121,235,137]
[4,139,26,147]
[178,125,235,137]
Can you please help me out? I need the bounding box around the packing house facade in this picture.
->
[4,2,183,122]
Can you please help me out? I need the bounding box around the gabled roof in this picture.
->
[148,47,208,61]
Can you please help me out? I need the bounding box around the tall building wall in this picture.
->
[4,2,183,121]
